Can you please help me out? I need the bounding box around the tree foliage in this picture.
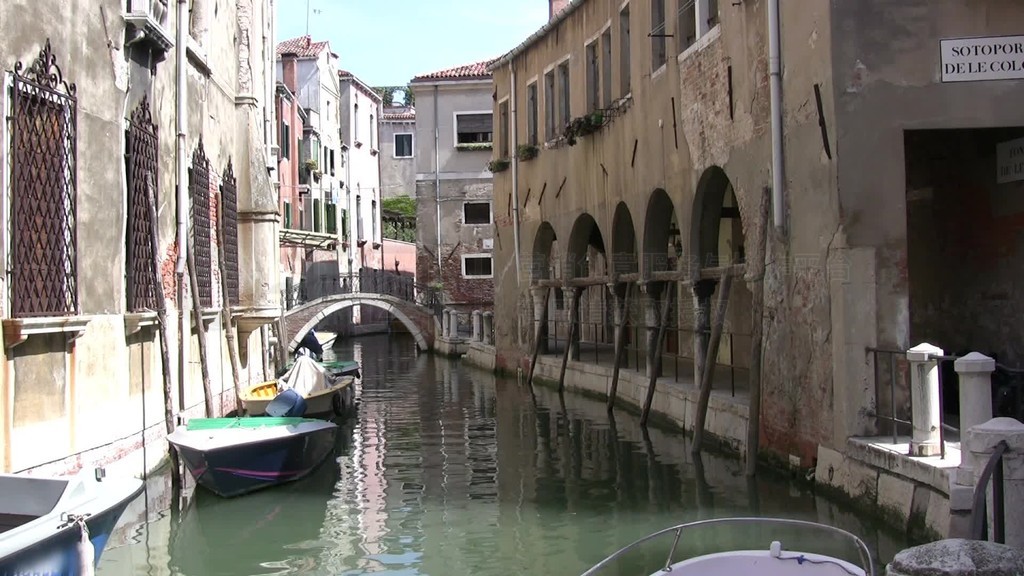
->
[373,85,415,108]
[382,195,416,217]
[382,195,416,243]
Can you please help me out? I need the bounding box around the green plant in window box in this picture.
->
[456,142,493,151]
[516,144,539,161]
[563,111,605,146]
[487,158,511,173]
[303,158,319,173]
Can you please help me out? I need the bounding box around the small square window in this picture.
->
[463,255,493,278]
[464,202,491,225]
[395,133,413,158]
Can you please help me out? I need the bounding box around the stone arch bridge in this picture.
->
[284,292,439,353]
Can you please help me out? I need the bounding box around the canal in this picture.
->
[97,333,914,575]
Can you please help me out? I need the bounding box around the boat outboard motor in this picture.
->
[266,388,307,417]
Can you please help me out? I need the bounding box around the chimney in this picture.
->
[282,56,298,93]
[549,0,570,20]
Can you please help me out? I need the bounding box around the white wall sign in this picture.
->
[940,35,1024,82]
[996,137,1024,184]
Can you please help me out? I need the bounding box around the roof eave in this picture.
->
[487,0,588,72]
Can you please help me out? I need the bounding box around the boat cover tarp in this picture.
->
[277,355,336,397]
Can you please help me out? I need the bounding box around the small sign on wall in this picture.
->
[996,136,1024,184]
[940,35,1024,82]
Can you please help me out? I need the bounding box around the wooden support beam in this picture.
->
[557,287,583,393]
[216,195,244,415]
[692,270,734,453]
[641,283,675,427]
[527,287,551,388]
[607,282,633,412]
[187,245,214,418]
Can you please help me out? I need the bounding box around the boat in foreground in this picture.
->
[241,355,356,417]
[0,467,143,576]
[167,416,337,498]
[581,517,874,576]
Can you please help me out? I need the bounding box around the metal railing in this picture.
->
[579,517,875,576]
[971,440,1009,544]
[281,268,442,317]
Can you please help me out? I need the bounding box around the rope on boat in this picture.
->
[778,553,861,576]
[75,515,95,576]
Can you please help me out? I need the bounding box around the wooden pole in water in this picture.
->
[557,287,582,393]
[607,282,633,412]
[692,270,734,454]
[145,176,180,488]
[527,286,550,387]
[640,283,675,427]
[745,189,771,477]
[186,246,214,418]
[215,195,244,414]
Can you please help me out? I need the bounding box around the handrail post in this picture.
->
[954,352,995,484]
[907,342,943,457]
[969,417,1024,548]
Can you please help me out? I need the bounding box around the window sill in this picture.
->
[189,307,222,329]
[186,37,211,76]
[678,23,721,63]
[3,315,93,349]
[455,143,493,152]
[124,311,160,337]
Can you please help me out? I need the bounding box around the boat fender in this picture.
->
[77,516,95,576]
[769,541,782,558]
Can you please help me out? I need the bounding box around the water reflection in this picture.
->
[98,333,910,576]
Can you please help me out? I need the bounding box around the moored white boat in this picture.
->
[580,517,874,576]
[0,467,143,576]
[240,355,356,417]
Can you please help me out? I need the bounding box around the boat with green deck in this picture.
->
[166,417,338,498]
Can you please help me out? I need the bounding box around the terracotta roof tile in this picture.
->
[382,107,416,121]
[276,35,330,58]
[411,58,495,82]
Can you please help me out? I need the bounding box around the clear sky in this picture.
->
[278,0,551,88]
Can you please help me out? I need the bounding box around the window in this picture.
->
[601,28,613,107]
[619,5,631,96]
[284,201,292,228]
[371,199,378,241]
[707,0,719,28]
[7,42,80,317]
[455,112,493,145]
[125,97,159,313]
[188,0,208,46]
[544,70,556,140]
[462,255,493,278]
[651,0,667,71]
[463,202,492,225]
[329,148,335,175]
[354,102,360,144]
[189,141,213,307]
[325,202,337,233]
[526,82,538,146]
[557,60,571,128]
[370,113,375,149]
[313,198,322,232]
[678,0,697,52]
[280,121,290,160]
[498,100,510,158]
[394,133,413,157]
[586,41,599,112]
[220,161,240,304]
[356,194,364,240]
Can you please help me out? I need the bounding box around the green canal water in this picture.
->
[97,333,914,576]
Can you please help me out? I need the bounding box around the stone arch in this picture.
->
[289,298,429,352]
[566,212,606,279]
[531,221,558,282]
[691,166,745,271]
[642,189,681,277]
[610,202,638,278]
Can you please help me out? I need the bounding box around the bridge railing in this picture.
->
[282,268,443,318]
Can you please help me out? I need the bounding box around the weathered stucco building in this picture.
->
[488,0,1024,477]
[410,61,496,312]
[0,0,280,475]
[380,104,416,201]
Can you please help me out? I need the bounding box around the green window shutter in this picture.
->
[326,203,337,234]
[313,199,322,232]
[284,201,292,228]
[341,209,349,238]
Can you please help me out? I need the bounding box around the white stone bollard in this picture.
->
[482,312,494,346]
[907,342,944,457]
[472,310,483,342]
[954,352,995,485]
[969,417,1024,549]
[442,309,451,339]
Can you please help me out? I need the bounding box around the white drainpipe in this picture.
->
[175,0,190,414]
[509,59,522,288]
[433,85,442,276]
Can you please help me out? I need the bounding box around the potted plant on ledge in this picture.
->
[563,111,605,146]
[516,144,539,162]
[304,158,321,182]
[487,158,511,173]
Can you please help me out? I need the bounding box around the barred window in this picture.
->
[189,140,213,307]
[6,39,79,318]
[125,95,160,312]
[220,161,239,304]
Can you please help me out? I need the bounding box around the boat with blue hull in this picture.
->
[0,467,143,576]
[167,417,338,498]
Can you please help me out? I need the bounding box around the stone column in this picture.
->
[691,279,717,385]
[567,287,581,361]
[970,417,1024,549]
[482,312,494,345]
[907,342,943,457]
[472,310,482,342]
[886,539,1024,576]
[955,352,995,484]
[640,282,660,378]
[530,285,549,354]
